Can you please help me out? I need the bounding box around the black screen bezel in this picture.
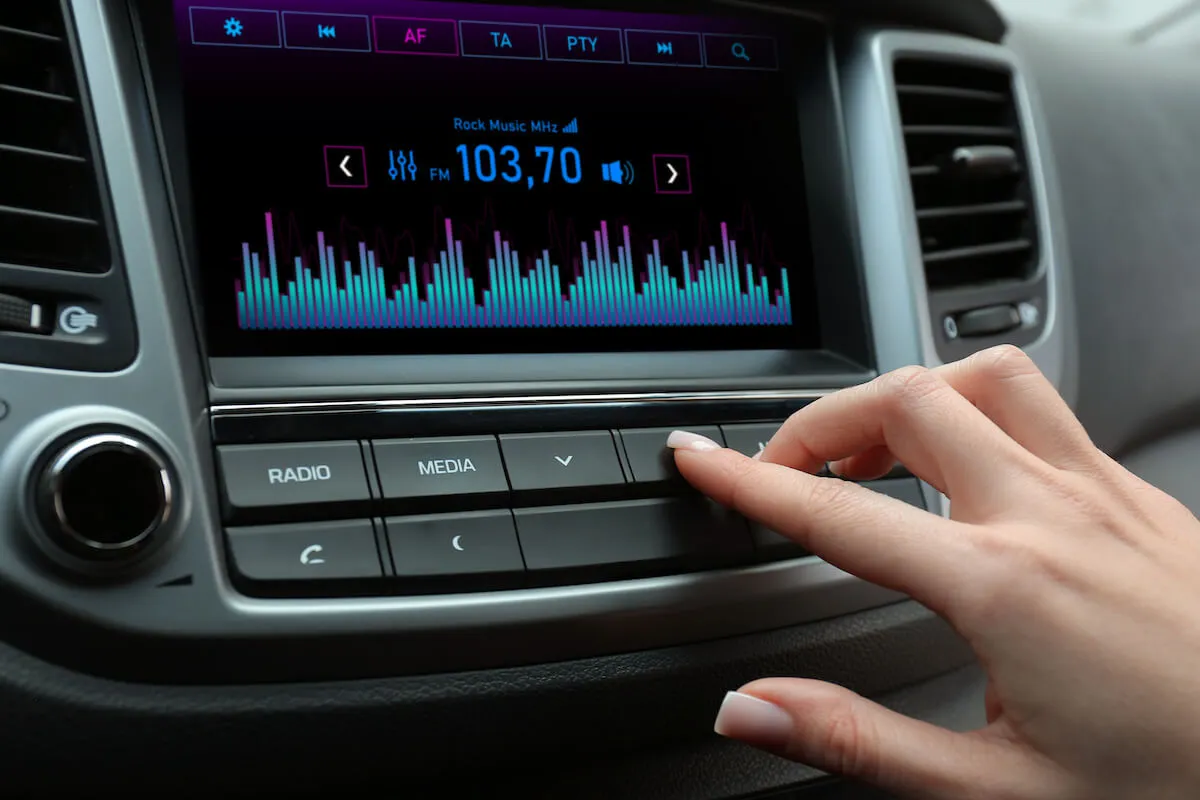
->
[130,0,876,395]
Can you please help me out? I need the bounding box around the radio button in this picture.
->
[385,510,525,578]
[226,519,383,582]
[499,431,625,492]
[372,436,509,500]
[217,442,371,516]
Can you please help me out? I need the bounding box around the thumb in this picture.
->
[714,679,1056,799]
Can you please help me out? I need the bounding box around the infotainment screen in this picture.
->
[170,0,820,357]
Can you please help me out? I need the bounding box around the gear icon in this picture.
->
[223,17,243,37]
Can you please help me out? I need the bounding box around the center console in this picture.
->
[0,0,1072,793]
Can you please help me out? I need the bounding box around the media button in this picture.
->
[282,11,371,52]
[624,29,702,67]
[543,25,624,63]
[702,33,779,71]
[189,7,281,48]
[373,16,459,56]
[226,520,384,582]
[216,442,372,516]
[372,436,510,501]
[459,21,543,60]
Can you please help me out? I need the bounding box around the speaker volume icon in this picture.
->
[601,160,636,186]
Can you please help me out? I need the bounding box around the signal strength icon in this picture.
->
[562,118,579,134]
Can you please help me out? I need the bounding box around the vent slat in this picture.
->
[923,239,1032,265]
[897,85,1007,104]
[917,200,1027,221]
[896,57,1038,290]
[0,6,111,273]
[903,124,1016,138]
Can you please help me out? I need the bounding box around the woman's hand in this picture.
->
[670,345,1200,800]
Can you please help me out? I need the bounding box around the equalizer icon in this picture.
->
[601,160,635,185]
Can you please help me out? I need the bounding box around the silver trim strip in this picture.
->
[211,388,835,416]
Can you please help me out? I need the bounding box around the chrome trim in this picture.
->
[211,388,836,416]
[47,433,173,551]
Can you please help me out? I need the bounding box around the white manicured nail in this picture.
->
[714,691,793,749]
[666,430,722,452]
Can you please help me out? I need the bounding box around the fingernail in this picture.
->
[714,691,793,750]
[826,460,845,477]
[667,430,723,452]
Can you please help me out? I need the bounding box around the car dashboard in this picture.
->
[8,0,1197,796]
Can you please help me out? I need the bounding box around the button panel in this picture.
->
[217,426,931,596]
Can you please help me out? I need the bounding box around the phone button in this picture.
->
[225,519,383,582]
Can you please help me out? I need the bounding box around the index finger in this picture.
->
[675,446,977,614]
[760,366,1036,507]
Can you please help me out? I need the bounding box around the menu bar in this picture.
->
[188,7,779,70]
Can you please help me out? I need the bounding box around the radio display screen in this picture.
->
[170,0,820,357]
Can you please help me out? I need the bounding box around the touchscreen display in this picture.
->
[171,0,820,356]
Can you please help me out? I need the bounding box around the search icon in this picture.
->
[731,41,750,61]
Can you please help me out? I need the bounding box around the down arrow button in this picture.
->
[500,432,627,492]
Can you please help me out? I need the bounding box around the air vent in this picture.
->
[0,4,111,273]
[895,58,1038,290]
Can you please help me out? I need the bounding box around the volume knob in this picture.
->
[34,431,175,562]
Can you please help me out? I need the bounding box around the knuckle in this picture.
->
[876,365,945,411]
[818,697,877,781]
[976,344,1039,379]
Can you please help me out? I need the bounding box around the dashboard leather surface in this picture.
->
[0,600,971,795]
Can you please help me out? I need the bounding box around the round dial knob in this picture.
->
[34,432,175,562]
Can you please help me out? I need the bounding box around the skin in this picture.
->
[673,345,1200,800]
